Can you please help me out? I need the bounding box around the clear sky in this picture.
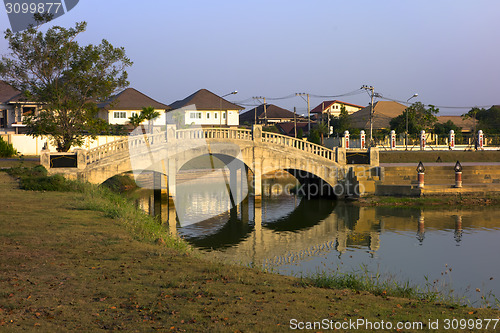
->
[1,0,499,115]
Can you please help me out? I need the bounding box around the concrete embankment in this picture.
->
[375,163,500,196]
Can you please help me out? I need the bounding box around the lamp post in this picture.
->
[220,90,238,128]
[405,93,418,151]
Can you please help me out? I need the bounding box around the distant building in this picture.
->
[0,80,40,134]
[436,116,477,133]
[97,88,171,127]
[239,104,303,125]
[349,101,407,130]
[275,121,311,137]
[311,100,364,119]
[168,89,242,127]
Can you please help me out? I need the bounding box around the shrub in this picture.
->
[0,137,17,157]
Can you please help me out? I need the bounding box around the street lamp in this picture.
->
[405,93,418,150]
[220,90,238,127]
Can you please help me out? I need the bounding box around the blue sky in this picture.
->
[1,0,499,115]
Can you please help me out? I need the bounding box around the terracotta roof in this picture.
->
[98,88,170,110]
[349,101,407,129]
[311,100,364,114]
[437,116,477,132]
[239,104,297,122]
[0,81,21,103]
[169,89,242,111]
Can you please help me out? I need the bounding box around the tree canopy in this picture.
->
[463,106,500,134]
[389,102,439,135]
[0,20,132,151]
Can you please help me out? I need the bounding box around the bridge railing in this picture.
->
[176,127,252,141]
[86,132,166,165]
[84,126,337,167]
[262,132,335,161]
[86,138,129,164]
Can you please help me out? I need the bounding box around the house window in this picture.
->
[215,113,218,119]
[206,112,210,119]
[131,111,138,117]
[113,111,127,119]
[190,112,202,119]
[22,107,36,116]
[223,112,226,119]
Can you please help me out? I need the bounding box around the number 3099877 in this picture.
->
[5,2,62,14]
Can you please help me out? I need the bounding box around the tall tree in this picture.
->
[390,102,439,135]
[0,20,132,151]
[463,106,500,134]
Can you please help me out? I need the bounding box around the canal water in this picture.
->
[133,178,500,307]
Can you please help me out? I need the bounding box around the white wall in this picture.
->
[167,109,240,127]
[2,134,126,155]
[106,109,167,126]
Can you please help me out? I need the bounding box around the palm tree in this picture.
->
[141,106,160,133]
[314,122,329,145]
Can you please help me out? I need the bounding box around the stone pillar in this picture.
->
[336,147,346,164]
[477,130,484,150]
[252,124,262,143]
[40,149,51,170]
[369,147,379,166]
[390,130,396,150]
[344,130,350,149]
[360,130,366,150]
[449,130,455,150]
[74,149,87,170]
[166,124,177,142]
[420,130,426,150]
[167,159,176,199]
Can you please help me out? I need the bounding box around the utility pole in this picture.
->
[294,107,297,138]
[253,96,267,125]
[361,85,375,145]
[296,93,310,133]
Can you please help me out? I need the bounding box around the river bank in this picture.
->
[1,170,499,331]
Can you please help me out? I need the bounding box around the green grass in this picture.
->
[302,265,452,304]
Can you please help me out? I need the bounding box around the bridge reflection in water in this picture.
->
[135,187,500,305]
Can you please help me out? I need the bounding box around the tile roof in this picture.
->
[169,89,242,111]
[275,121,311,136]
[0,80,21,103]
[239,104,297,122]
[311,100,365,114]
[349,101,407,129]
[437,116,477,131]
[98,88,170,110]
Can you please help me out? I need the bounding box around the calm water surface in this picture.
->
[135,183,500,306]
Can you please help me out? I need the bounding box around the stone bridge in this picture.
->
[41,125,379,200]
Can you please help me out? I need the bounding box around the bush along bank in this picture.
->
[5,165,189,252]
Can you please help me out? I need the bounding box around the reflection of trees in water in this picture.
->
[263,198,337,232]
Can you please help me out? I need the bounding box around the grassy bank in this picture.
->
[380,150,500,163]
[358,194,500,208]
[1,169,499,331]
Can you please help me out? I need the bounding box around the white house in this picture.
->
[311,100,364,118]
[168,89,242,127]
[97,88,171,127]
[0,80,40,134]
